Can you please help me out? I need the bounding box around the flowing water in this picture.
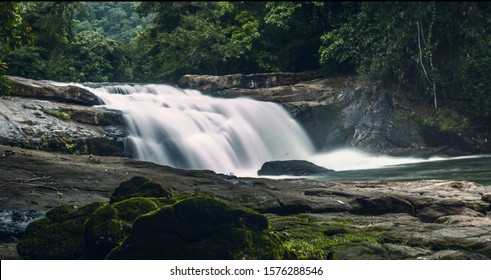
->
[88,84,315,176]
[62,82,490,187]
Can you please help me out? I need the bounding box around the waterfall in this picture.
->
[88,84,315,176]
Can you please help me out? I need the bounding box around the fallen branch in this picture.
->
[23,176,52,183]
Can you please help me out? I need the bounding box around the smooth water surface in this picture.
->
[310,154,491,187]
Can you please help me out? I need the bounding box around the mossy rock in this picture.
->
[107,194,286,260]
[109,176,172,203]
[83,197,163,259]
[16,202,103,259]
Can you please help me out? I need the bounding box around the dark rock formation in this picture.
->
[7,76,102,106]
[107,193,286,260]
[257,160,333,176]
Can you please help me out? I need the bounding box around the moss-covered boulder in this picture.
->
[83,197,165,259]
[107,194,286,260]
[16,202,103,259]
[109,176,172,203]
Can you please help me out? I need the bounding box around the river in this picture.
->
[309,151,491,187]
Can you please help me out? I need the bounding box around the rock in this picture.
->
[419,250,489,260]
[257,160,333,176]
[7,76,102,106]
[0,96,127,156]
[482,193,491,203]
[83,197,168,259]
[109,176,173,204]
[16,202,103,259]
[107,193,286,260]
[178,72,320,93]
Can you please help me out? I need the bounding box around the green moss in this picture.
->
[267,214,382,260]
[83,198,167,259]
[108,194,285,260]
[17,203,101,259]
[394,113,410,122]
[45,205,77,222]
[113,197,160,222]
[43,109,71,120]
[109,176,172,203]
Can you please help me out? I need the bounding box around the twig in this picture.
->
[23,176,52,183]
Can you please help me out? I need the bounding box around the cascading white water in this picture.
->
[89,84,315,176]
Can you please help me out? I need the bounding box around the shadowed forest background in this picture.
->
[1,2,490,125]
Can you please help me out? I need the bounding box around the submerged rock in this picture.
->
[107,193,286,260]
[257,160,333,176]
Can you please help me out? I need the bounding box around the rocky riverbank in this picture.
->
[1,145,490,259]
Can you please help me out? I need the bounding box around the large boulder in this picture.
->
[83,197,170,259]
[7,76,102,106]
[107,193,287,260]
[16,203,103,259]
[257,160,333,176]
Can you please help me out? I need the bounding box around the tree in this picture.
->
[0,2,32,95]
[131,2,263,83]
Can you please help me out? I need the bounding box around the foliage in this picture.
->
[130,2,264,82]
[74,2,152,44]
[1,1,490,124]
[0,2,32,95]
[318,2,491,122]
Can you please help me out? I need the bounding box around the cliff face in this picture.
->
[179,73,491,156]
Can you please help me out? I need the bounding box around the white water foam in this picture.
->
[308,148,447,171]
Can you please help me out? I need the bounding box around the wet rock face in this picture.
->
[257,160,333,176]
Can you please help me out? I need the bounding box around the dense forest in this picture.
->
[1,2,490,124]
